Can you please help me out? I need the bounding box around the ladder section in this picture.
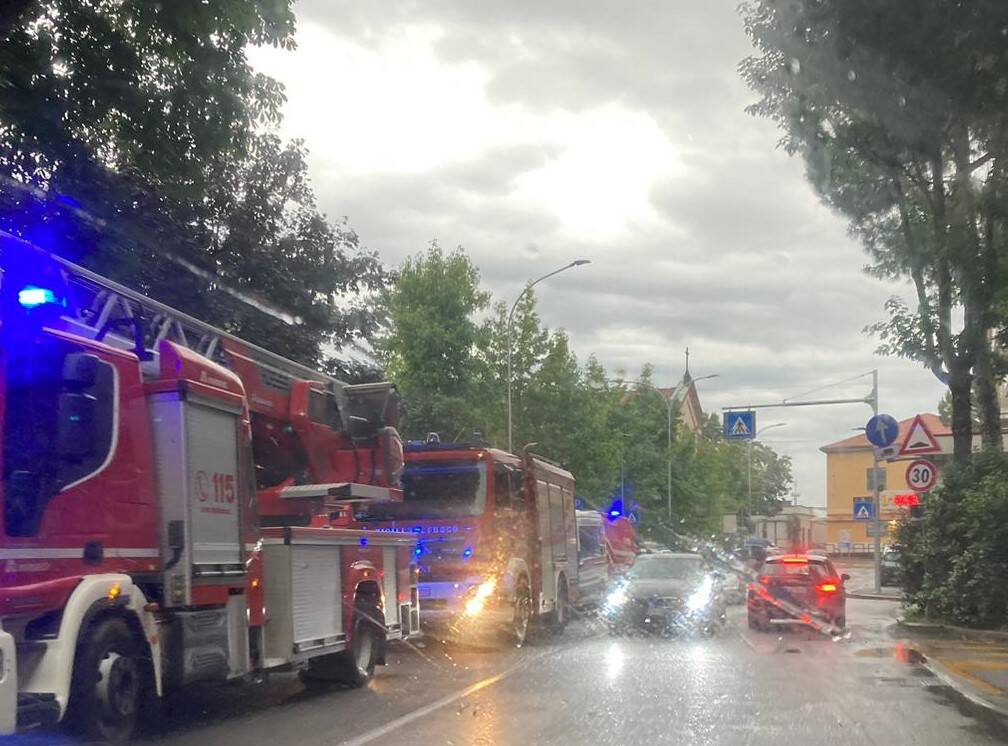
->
[1,231,338,396]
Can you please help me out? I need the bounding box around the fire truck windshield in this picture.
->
[359,458,488,519]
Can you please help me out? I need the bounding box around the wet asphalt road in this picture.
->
[9,594,1008,745]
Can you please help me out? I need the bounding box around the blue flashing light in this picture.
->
[607,498,623,519]
[17,285,59,309]
[414,543,424,557]
[462,546,473,558]
[608,509,621,518]
[359,537,368,547]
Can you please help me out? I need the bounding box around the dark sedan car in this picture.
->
[747,553,848,631]
[601,552,726,636]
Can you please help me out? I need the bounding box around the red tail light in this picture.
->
[817,582,838,593]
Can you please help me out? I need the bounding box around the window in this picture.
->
[578,524,604,558]
[493,462,521,509]
[3,339,116,536]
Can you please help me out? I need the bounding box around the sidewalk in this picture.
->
[892,619,1008,717]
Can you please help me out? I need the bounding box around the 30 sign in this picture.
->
[905,459,938,492]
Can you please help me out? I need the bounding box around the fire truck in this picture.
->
[355,437,577,647]
[0,234,419,742]
[574,510,638,607]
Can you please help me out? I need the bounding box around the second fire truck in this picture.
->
[0,234,419,742]
[355,437,578,647]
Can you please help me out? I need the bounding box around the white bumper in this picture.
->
[0,623,16,735]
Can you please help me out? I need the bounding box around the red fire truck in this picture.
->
[355,437,578,647]
[0,234,419,742]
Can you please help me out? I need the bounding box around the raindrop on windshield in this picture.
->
[847,69,857,82]
[789,58,801,75]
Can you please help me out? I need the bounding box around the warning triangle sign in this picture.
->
[730,417,751,436]
[855,505,871,519]
[898,414,942,456]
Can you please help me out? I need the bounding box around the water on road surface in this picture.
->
[69,601,1004,745]
[8,597,1005,745]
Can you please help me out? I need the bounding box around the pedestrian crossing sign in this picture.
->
[724,410,756,440]
[853,499,874,521]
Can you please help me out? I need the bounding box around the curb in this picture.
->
[848,591,901,601]
[912,647,1008,720]
[895,617,1008,642]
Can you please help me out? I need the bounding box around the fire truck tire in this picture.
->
[65,615,149,744]
[548,578,570,635]
[505,578,532,648]
[301,604,381,688]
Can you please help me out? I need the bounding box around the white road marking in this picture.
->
[337,650,550,746]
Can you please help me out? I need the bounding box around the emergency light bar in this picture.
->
[279,482,396,503]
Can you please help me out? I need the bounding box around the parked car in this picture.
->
[747,553,848,631]
[600,552,727,636]
[880,549,901,586]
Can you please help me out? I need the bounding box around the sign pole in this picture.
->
[870,369,882,594]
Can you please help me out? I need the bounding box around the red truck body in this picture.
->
[0,235,419,741]
[354,439,577,646]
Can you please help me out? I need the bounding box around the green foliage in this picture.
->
[740,0,1008,459]
[379,248,793,536]
[376,244,491,438]
[0,1,385,370]
[897,451,1008,628]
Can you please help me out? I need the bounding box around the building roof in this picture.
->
[819,412,949,453]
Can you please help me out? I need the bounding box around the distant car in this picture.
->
[600,552,726,636]
[880,549,901,586]
[747,553,848,631]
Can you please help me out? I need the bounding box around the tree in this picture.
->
[0,2,387,370]
[740,0,1008,460]
[376,244,491,438]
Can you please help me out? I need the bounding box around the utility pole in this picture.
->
[723,368,883,591]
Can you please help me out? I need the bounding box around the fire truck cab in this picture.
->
[355,438,577,647]
[0,235,419,742]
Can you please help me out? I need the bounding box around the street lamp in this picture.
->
[662,374,719,522]
[506,259,590,451]
[749,421,786,515]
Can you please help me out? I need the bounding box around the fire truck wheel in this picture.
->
[507,579,532,648]
[301,604,382,688]
[66,616,148,744]
[549,578,570,635]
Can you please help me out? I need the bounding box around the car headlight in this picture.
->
[686,576,714,612]
[605,587,628,608]
[463,578,497,617]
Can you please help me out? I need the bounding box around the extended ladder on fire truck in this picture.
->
[2,232,392,420]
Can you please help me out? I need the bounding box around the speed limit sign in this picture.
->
[905,458,938,492]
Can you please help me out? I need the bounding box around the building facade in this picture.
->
[820,413,952,550]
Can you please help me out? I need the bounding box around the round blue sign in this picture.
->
[865,414,899,448]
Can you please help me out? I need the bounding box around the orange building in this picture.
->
[820,413,952,550]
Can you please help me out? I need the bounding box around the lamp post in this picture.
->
[748,422,786,516]
[506,259,590,451]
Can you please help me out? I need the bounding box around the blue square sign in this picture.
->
[724,410,756,440]
[853,499,874,521]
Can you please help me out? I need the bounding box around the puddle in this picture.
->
[854,644,926,665]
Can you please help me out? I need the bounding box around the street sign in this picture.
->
[724,410,756,440]
[866,523,886,538]
[898,414,942,456]
[853,499,874,521]
[905,458,938,492]
[865,414,899,448]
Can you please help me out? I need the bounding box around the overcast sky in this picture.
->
[249,0,947,507]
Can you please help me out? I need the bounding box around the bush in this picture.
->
[896,451,1008,628]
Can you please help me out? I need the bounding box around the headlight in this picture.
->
[463,578,497,617]
[605,587,628,608]
[686,576,714,612]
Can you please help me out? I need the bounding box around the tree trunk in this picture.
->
[975,335,1003,452]
[948,368,974,463]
